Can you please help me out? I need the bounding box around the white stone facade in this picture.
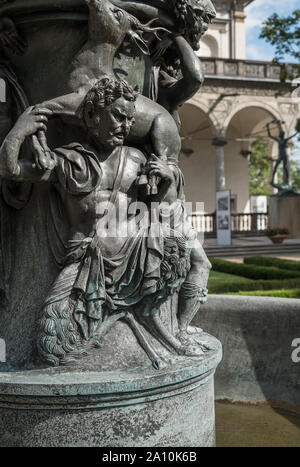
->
[180,0,300,215]
[196,0,251,60]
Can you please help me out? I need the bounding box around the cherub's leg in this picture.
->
[177,241,211,337]
[150,112,181,163]
[147,112,181,194]
[36,92,82,117]
[33,92,83,170]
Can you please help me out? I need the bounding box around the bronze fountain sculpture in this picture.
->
[0,0,222,447]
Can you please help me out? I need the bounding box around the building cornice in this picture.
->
[200,57,298,85]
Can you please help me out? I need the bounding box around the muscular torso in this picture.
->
[55,146,147,257]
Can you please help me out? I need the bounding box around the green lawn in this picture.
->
[208,270,253,286]
[208,259,300,299]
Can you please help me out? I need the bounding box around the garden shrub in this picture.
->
[209,278,300,294]
[209,258,300,280]
[244,256,300,272]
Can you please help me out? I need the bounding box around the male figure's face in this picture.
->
[90,97,136,149]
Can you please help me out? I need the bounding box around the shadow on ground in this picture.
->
[216,402,300,447]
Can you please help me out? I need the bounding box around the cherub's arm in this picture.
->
[159,35,204,108]
[110,0,175,27]
[0,107,55,182]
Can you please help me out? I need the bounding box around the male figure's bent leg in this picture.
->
[177,240,211,334]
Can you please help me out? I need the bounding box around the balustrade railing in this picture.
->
[189,212,269,236]
[200,57,298,82]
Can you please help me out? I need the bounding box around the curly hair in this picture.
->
[171,0,216,49]
[77,77,137,123]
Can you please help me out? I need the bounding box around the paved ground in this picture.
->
[216,402,300,447]
[202,235,300,260]
[224,255,300,263]
[204,235,300,248]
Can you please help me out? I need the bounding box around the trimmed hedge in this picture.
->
[209,278,300,294]
[244,256,300,272]
[209,257,300,280]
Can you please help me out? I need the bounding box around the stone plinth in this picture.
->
[194,295,300,413]
[0,333,222,447]
[269,195,300,239]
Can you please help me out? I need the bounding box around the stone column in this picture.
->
[213,136,227,192]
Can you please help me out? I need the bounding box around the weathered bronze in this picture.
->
[0,0,216,370]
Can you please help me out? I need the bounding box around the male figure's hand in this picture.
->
[147,153,174,182]
[9,106,52,142]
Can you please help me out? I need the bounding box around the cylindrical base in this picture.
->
[0,334,221,447]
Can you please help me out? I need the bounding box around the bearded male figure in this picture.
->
[0,77,208,368]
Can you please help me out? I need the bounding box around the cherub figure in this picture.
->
[111,0,216,49]
[34,0,215,193]
[34,0,181,186]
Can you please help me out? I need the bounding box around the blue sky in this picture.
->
[245,0,299,62]
[245,0,300,163]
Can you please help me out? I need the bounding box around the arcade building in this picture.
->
[180,0,299,217]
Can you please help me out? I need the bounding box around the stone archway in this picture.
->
[198,34,219,58]
[225,104,283,212]
[223,101,282,134]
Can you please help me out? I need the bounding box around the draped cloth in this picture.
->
[44,143,190,343]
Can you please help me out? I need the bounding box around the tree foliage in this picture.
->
[278,159,300,192]
[290,160,300,192]
[277,157,300,192]
[260,10,300,62]
[249,137,271,196]
[260,9,300,84]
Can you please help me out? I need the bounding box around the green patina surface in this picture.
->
[216,402,300,447]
